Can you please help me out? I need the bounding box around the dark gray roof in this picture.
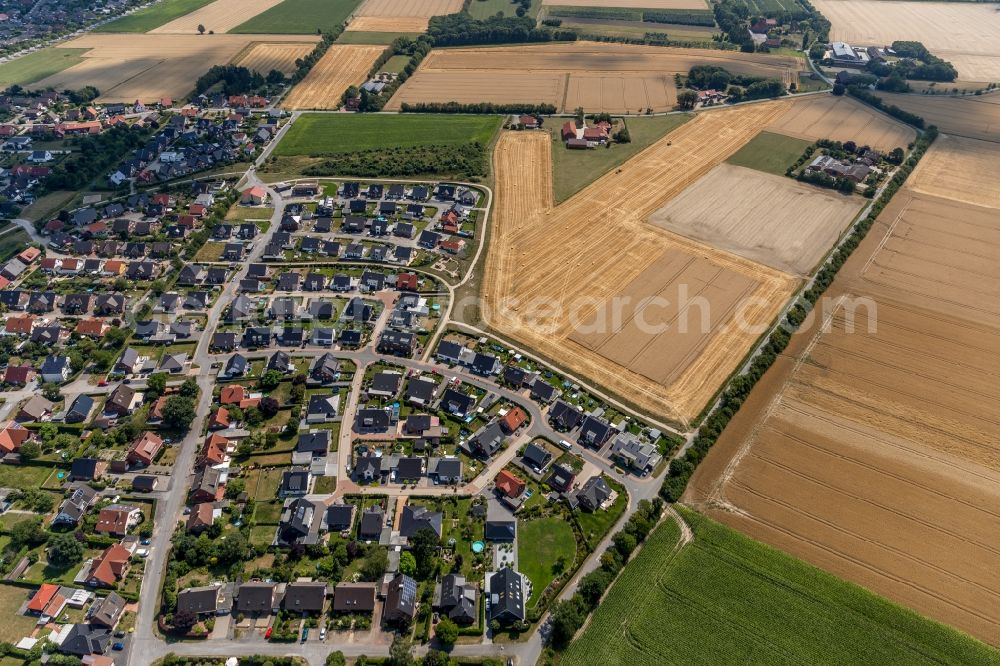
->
[399,504,442,539]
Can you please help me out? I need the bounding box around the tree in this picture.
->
[613,532,637,558]
[398,551,417,577]
[677,90,698,110]
[179,377,199,398]
[197,24,206,34]
[18,441,40,461]
[259,397,279,418]
[48,532,84,566]
[832,82,846,96]
[434,618,459,648]
[145,373,167,401]
[259,370,282,390]
[162,395,196,431]
[423,650,450,666]
[574,106,584,126]
[548,598,586,649]
[173,609,197,633]
[11,518,47,549]
[361,547,388,581]
[388,635,414,666]
[41,383,62,402]
[410,528,440,579]
[577,569,612,608]
[326,653,346,666]
[224,478,245,499]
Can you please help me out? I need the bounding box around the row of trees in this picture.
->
[304,143,489,181]
[399,101,557,114]
[193,65,283,96]
[843,85,926,128]
[426,13,577,46]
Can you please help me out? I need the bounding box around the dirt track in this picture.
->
[280,44,384,109]
[386,42,802,113]
[685,137,1000,645]
[483,104,798,426]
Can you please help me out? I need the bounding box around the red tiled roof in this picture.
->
[495,469,525,499]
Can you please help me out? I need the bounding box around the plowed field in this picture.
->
[483,103,798,426]
[685,137,1000,645]
[280,44,383,109]
[386,42,802,113]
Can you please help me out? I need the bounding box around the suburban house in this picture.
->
[487,567,526,624]
[383,573,418,624]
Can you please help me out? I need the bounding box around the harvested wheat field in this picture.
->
[649,164,861,275]
[813,0,1000,81]
[235,41,317,75]
[766,94,916,152]
[386,42,801,113]
[543,0,707,8]
[685,138,1000,645]
[484,104,799,426]
[355,0,462,17]
[31,33,318,102]
[281,44,384,109]
[346,15,430,32]
[149,0,283,33]
[908,135,1000,210]
[874,91,1000,143]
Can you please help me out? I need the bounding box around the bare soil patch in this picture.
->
[649,163,861,275]
[31,33,318,102]
[346,15,430,32]
[280,44,384,109]
[765,94,916,152]
[685,137,1000,645]
[483,103,799,427]
[149,0,284,33]
[355,0,462,17]
[812,0,1000,81]
[234,41,317,75]
[387,42,802,113]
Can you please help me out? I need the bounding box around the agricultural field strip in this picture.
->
[280,44,384,109]
[346,15,430,32]
[148,0,284,33]
[234,42,318,75]
[484,102,800,425]
[765,94,916,153]
[873,92,1000,144]
[542,0,708,8]
[355,0,463,17]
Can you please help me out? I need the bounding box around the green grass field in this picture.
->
[562,508,999,666]
[517,517,576,607]
[468,0,540,19]
[230,0,363,34]
[275,113,503,155]
[725,130,812,176]
[98,0,215,32]
[379,55,412,74]
[335,31,422,45]
[550,114,692,203]
[0,48,89,87]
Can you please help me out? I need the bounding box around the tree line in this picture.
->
[399,101,557,114]
[304,143,489,180]
[426,13,577,46]
[843,85,926,128]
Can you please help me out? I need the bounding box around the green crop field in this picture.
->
[0,48,89,87]
[468,0,540,19]
[725,130,813,176]
[275,113,502,155]
[335,31,422,45]
[230,0,363,34]
[98,0,215,32]
[518,517,577,607]
[563,508,999,666]
[550,114,692,203]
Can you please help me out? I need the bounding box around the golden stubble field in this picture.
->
[685,137,1000,645]
[234,41,317,75]
[280,44,384,109]
[31,33,319,102]
[766,94,916,152]
[543,0,708,8]
[346,15,431,32]
[483,103,800,426]
[874,91,1000,143]
[812,0,1000,81]
[649,163,862,275]
[386,42,803,113]
[149,0,283,34]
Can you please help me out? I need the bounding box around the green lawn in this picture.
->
[517,517,576,608]
[575,483,627,549]
[725,130,813,176]
[550,114,692,203]
[0,229,31,263]
[563,508,1000,666]
[380,54,412,74]
[230,0,363,33]
[468,0,539,19]
[0,48,89,88]
[0,464,58,491]
[98,0,215,32]
[275,113,503,155]
[0,584,39,643]
[336,31,423,44]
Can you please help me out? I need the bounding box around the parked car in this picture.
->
[112,642,125,651]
